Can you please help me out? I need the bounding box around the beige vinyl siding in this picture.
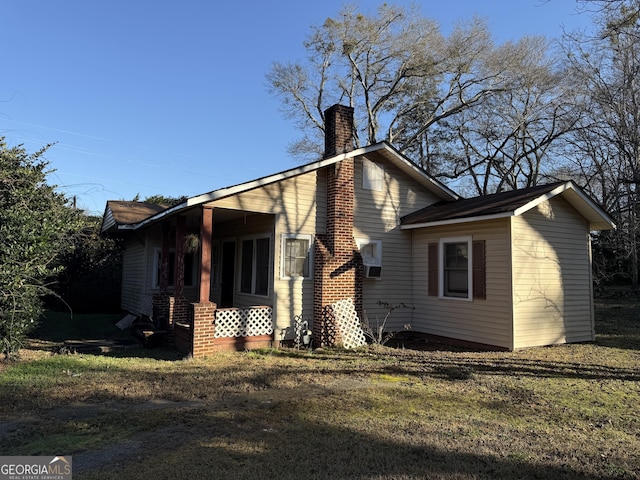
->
[208,172,321,230]
[512,197,593,348]
[411,219,513,349]
[208,170,321,337]
[121,236,148,315]
[101,207,116,232]
[354,156,441,329]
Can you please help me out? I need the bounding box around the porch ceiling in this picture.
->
[211,207,248,224]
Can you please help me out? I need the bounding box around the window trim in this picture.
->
[439,236,473,301]
[239,234,272,297]
[280,234,313,280]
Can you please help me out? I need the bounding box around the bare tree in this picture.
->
[267,5,516,162]
[439,37,579,195]
[268,3,576,200]
[578,0,640,38]
[564,1,640,287]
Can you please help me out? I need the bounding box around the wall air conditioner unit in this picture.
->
[364,265,382,278]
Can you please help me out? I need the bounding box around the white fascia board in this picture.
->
[132,142,458,231]
[400,211,514,230]
[186,145,390,208]
[512,182,572,217]
[513,181,616,230]
[130,148,374,231]
[373,143,459,201]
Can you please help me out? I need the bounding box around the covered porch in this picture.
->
[152,205,276,357]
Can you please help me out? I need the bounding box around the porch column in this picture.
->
[199,206,214,303]
[174,215,186,297]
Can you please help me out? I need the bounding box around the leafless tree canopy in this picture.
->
[267,0,640,288]
[267,4,574,195]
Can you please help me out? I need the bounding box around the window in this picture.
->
[428,238,486,300]
[362,158,384,191]
[442,239,470,298]
[281,234,312,279]
[240,236,271,295]
[153,248,196,288]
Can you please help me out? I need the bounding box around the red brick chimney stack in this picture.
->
[324,104,355,158]
[313,104,362,347]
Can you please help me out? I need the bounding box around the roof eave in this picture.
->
[129,142,459,231]
[401,211,514,230]
[370,142,459,201]
[401,181,617,232]
[514,181,616,231]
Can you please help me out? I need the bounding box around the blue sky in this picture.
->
[2,1,594,215]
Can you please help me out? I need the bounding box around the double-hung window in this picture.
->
[240,236,271,296]
[281,234,312,279]
[442,238,471,298]
[428,236,485,300]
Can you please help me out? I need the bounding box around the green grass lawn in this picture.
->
[0,301,638,480]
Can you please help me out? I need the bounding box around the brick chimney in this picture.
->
[324,104,355,158]
[313,104,362,347]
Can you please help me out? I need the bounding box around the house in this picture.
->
[101,104,615,356]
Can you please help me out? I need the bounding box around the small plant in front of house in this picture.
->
[361,301,413,346]
[293,314,312,349]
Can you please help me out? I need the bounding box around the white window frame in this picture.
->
[362,158,384,192]
[356,238,382,266]
[439,236,472,301]
[239,234,272,297]
[280,234,313,280]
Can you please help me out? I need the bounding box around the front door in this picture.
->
[220,240,235,308]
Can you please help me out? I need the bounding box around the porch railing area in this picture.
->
[172,301,273,356]
[214,306,273,339]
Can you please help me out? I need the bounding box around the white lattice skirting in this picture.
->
[332,299,367,349]
[214,306,273,338]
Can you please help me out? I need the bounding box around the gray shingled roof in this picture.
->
[401,183,564,226]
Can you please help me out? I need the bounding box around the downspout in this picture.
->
[588,231,595,341]
[410,228,415,327]
[509,218,515,351]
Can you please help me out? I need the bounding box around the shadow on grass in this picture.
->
[2,343,636,478]
[3,362,624,480]
[31,312,132,346]
[74,407,623,480]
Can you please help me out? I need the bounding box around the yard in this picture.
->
[0,301,638,479]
